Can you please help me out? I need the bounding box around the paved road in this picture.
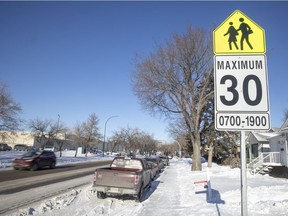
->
[0,160,112,194]
[0,160,112,215]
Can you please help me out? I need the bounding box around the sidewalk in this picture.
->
[138,159,212,216]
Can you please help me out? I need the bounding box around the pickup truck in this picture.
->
[93,156,152,202]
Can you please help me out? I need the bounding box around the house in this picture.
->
[247,119,288,174]
[268,131,288,167]
[268,119,288,167]
[246,130,278,161]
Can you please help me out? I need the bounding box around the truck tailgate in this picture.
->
[95,169,139,188]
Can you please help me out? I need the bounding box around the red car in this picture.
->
[12,150,56,171]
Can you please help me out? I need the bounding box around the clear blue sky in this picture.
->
[1,1,287,142]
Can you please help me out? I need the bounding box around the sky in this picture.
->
[1,1,288,142]
[1,151,288,215]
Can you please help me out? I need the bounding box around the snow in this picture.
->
[1,151,288,216]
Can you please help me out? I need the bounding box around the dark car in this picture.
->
[145,156,164,174]
[12,150,57,171]
[14,144,28,151]
[146,160,158,180]
[159,155,170,166]
[0,143,12,151]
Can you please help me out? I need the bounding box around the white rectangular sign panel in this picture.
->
[216,113,270,131]
[215,55,269,112]
[214,54,270,131]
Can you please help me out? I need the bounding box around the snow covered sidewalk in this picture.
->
[138,158,212,216]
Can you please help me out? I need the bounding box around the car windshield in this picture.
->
[22,151,40,157]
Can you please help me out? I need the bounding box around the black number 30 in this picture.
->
[220,75,262,106]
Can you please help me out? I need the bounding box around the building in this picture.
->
[247,119,288,174]
[0,131,35,148]
[0,131,66,150]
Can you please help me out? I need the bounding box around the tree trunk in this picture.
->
[191,133,202,171]
[74,147,78,157]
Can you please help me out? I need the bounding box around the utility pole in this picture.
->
[103,115,118,157]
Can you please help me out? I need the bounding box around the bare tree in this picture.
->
[0,82,22,141]
[110,127,141,153]
[283,108,288,122]
[28,118,66,152]
[137,133,157,155]
[71,113,101,157]
[109,126,157,155]
[132,26,214,171]
[71,123,87,157]
[168,117,188,140]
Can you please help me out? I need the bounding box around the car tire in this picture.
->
[31,163,38,171]
[97,191,106,199]
[148,180,152,189]
[136,184,144,202]
[50,162,56,169]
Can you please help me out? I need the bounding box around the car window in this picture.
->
[42,151,55,157]
[22,151,39,157]
[142,160,149,170]
[48,152,55,156]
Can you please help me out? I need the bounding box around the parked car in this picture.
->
[159,155,170,166]
[126,152,136,157]
[0,143,12,151]
[93,156,151,202]
[12,150,57,171]
[146,160,158,180]
[145,156,164,173]
[43,146,55,151]
[25,146,37,151]
[14,144,28,151]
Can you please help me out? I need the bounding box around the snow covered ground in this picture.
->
[1,151,288,216]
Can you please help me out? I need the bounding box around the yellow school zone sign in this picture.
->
[213,10,266,54]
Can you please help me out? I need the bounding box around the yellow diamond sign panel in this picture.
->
[213,10,266,54]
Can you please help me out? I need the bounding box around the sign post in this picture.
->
[213,10,270,216]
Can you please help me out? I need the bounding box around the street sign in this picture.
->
[214,54,270,131]
[213,10,269,216]
[213,10,266,55]
[215,55,269,112]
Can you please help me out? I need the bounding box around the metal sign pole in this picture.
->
[240,130,247,216]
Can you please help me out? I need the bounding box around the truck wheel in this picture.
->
[136,184,144,202]
[97,191,106,199]
[148,180,152,189]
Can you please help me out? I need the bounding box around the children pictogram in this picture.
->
[224,22,239,50]
[237,17,253,50]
